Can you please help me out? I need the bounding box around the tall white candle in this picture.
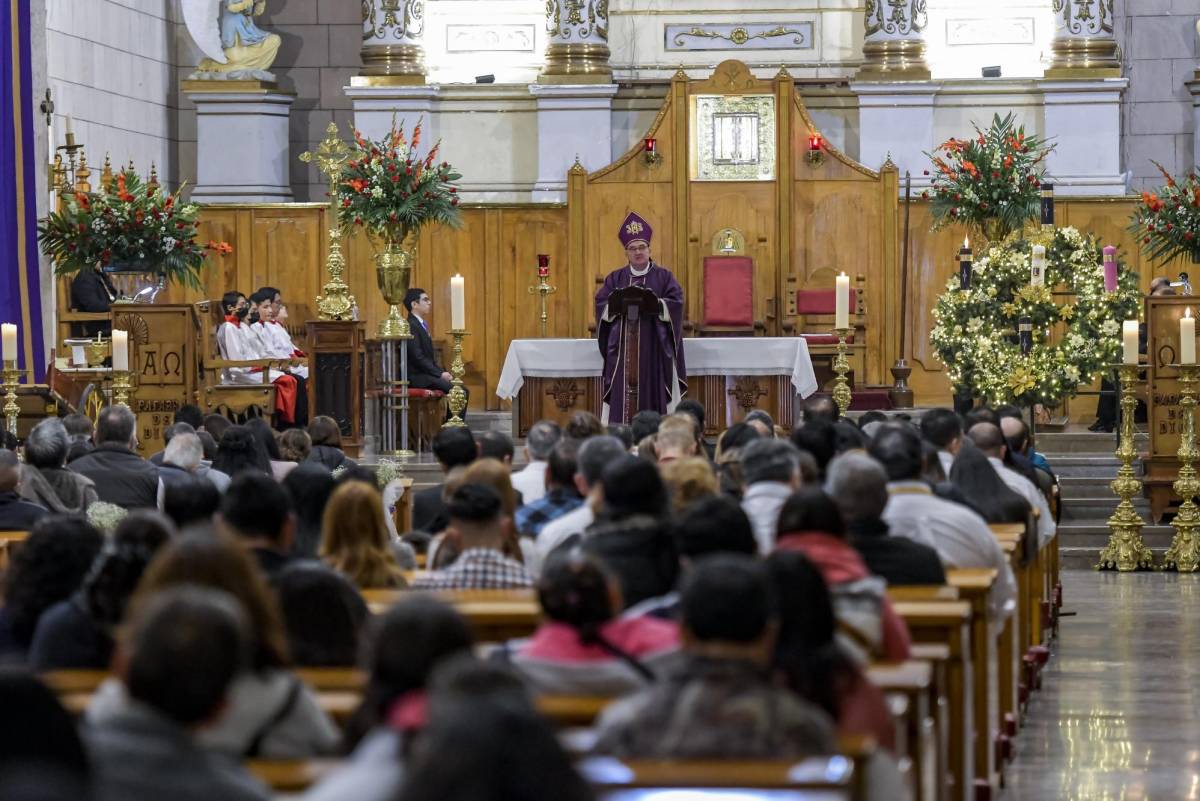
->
[65,114,74,135]
[1122,320,1139,365]
[835,272,850,330]
[450,275,465,331]
[112,329,129,372]
[1183,309,1197,365]
[1,324,16,363]
[1030,245,1046,287]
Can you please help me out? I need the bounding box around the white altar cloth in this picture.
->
[496,337,818,400]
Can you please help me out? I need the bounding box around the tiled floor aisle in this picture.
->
[1002,569,1200,801]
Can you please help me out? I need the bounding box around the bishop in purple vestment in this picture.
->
[595,212,688,424]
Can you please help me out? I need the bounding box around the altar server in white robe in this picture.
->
[249,287,308,379]
[217,291,300,423]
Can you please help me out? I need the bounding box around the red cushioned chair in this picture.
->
[691,255,765,337]
[795,274,866,389]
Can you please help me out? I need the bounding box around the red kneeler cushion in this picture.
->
[796,287,857,315]
[703,256,754,327]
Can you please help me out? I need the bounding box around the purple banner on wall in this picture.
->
[0,0,46,380]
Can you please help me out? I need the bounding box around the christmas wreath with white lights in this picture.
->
[929,226,1141,407]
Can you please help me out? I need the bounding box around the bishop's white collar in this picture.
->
[628,261,653,277]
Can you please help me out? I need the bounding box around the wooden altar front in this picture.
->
[500,337,816,438]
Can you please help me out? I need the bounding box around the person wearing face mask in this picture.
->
[217,291,300,425]
[250,287,308,380]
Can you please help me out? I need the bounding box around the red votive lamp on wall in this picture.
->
[807,132,825,167]
[643,137,661,167]
[537,254,550,278]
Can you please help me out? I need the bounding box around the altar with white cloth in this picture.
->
[497,338,818,437]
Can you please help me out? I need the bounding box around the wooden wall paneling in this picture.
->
[188,207,243,306]
[792,181,885,381]
[249,208,324,333]
[689,183,777,332]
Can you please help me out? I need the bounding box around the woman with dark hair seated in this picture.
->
[396,658,596,801]
[506,552,679,696]
[0,516,103,661]
[283,463,336,558]
[246,417,296,481]
[87,535,339,759]
[306,416,357,471]
[212,425,272,478]
[29,511,173,670]
[766,549,895,752]
[303,596,474,801]
[275,563,369,667]
[948,439,1034,524]
[774,488,911,664]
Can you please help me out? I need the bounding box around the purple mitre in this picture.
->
[618,212,652,248]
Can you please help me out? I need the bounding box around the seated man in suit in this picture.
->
[404,287,468,418]
[70,267,118,337]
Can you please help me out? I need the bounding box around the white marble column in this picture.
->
[346,84,440,145]
[358,0,427,84]
[184,84,295,203]
[538,0,612,84]
[1042,79,1128,195]
[1044,0,1120,78]
[852,83,937,185]
[856,0,931,81]
[529,84,618,201]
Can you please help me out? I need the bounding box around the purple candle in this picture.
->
[1103,245,1118,292]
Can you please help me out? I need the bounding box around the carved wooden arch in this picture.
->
[568,59,899,384]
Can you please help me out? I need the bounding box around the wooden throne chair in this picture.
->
[795,270,867,389]
[687,228,765,337]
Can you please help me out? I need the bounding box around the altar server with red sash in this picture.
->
[595,212,687,424]
[217,291,299,424]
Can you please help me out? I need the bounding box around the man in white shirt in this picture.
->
[871,424,1016,622]
[920,408,963,479]
[533,435,627,575]
[739,438,802,554]
[967,423,1055,547]
[510,420,561,505]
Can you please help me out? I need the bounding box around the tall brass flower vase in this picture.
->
[375,232,417,339]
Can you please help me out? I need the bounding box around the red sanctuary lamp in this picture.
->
[530,254,556,337]
[807,132,825,167]
[643,136,662,167]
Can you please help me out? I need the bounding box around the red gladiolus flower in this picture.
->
[451,198,459,206]
[449,187,457,194]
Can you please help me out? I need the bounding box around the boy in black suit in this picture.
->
[404,287,469,418]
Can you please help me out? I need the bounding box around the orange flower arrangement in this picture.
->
[1130,161,1200,264]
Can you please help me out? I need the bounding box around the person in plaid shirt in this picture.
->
[413,484,534,590]
[515,439,583,540]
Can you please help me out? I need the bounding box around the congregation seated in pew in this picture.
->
[0,400,1063,801]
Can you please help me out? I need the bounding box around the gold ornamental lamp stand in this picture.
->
[528,255,556,338]
[1164,363,1200,571]
[2,362,24,437]
[1097,363,1155,571]
[443,330,469,428]
[831,327,853,417]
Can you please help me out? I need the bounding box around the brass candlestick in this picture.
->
[300,123,358,321]
[1,361,21,437]
[110,370,134,408]
[1164,363,1200,571]
[528,275,557,338]
[443,330,468,428]
[831,326,853,417]
[393,332,416,460]
[1097,363,1155,571]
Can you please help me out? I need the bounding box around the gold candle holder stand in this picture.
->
[1164,363,1200,571]
[443,329,469,428]
[831,326,853,417]
[110,369,135,408]
[528,277,557,338]
[2,361,23,437]
[1097,363,1155,571]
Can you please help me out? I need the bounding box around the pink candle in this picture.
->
[1103,245,1118,293]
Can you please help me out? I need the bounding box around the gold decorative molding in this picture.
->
[1044,0,1120,77]
[856,39,931,81]
[864,0,929,37]
[668,24,811,50]
[180,79,289,94]
[360,1,427,81]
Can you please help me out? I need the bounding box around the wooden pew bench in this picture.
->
[893,600,972,801]
[946,568,1000,798]
[0,529,29,572]
[361,587,542,642]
